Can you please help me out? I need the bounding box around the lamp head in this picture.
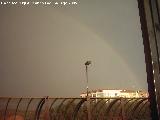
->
[85,61,91,66]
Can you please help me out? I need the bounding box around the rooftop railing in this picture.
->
[0,97,151,120]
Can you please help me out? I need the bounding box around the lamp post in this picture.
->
[85,61,91,120]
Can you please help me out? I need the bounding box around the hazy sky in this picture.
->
[0,0,148,97]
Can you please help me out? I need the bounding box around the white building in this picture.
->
[80,89,148,98]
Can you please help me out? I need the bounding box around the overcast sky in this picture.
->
[0,0,148,97]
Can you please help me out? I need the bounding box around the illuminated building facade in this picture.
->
[80,89,148,98]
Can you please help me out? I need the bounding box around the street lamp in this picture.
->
[85,61,91,97]
[85,61,91,120]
